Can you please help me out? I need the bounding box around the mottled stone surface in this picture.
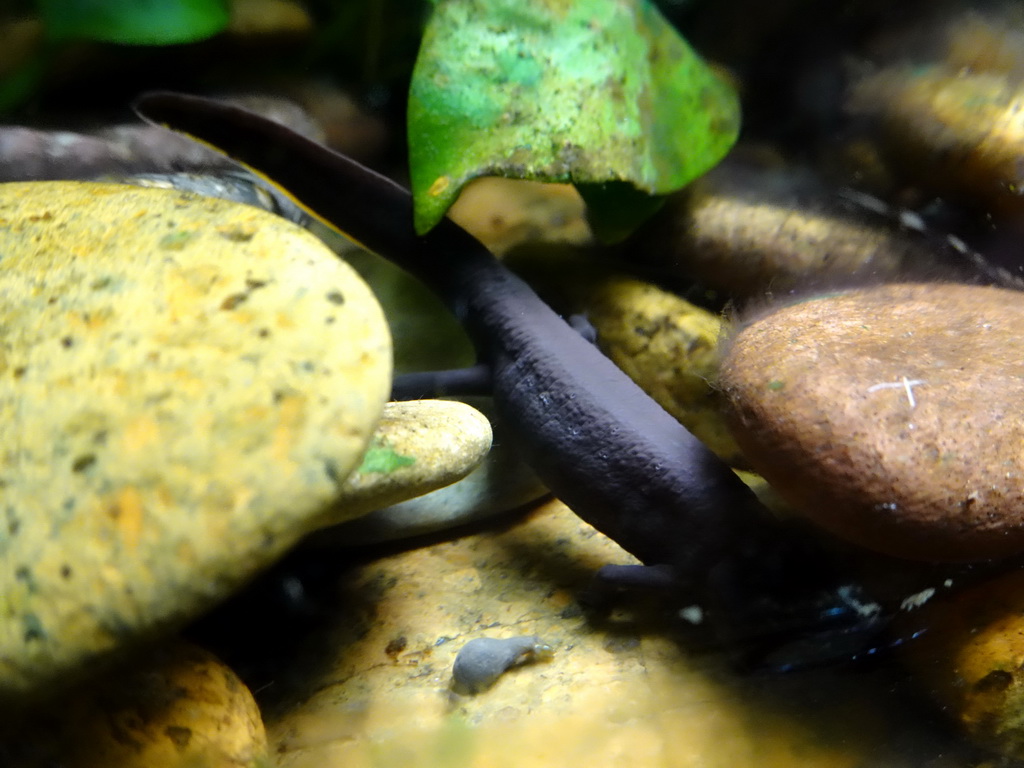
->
[318,399,494,528]
[562,273,743,465]
[720,282,1024,561]
[507,252,744,466]
[0,182,391,700]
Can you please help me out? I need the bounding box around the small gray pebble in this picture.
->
[452,635,552,694]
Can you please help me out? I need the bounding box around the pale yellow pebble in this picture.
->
[447,177,592,256]
[316,399,494,528]
[318,397,547,546]
[0,182,391,701]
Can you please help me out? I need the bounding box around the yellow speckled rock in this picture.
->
[2,641,267,768]
[0,182,391,701]
[317,399,494,527]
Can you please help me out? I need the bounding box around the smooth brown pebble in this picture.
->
[720,282,1024,561]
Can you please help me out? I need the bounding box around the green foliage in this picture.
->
[35,0,229,44]
[407,0,740,240]
[0,0,230,113]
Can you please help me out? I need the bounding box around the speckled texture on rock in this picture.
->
[507,252,744,466]
[0,182,391,701]
[565,274,743,466]
[720,282,1024,562]
[316,399,494,528]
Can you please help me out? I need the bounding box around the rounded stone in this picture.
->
[506,251,744,466]
[316,398,495,528]
[0,181,391,700]
[566,274,744,466]
[310,397,547,546]
[720,282,1024,562]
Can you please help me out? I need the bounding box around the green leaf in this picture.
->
[36,0,230,45]
[408,0,740,238]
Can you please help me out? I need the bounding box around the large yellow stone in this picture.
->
[0,182,391,701]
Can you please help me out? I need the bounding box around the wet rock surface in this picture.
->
[720,282,1024,562]
[508,251,745,466]
[310,397,547,547]
[0,181,391,701]
[897,569,1024,761]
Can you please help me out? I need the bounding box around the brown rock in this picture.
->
[720,282,1024,562]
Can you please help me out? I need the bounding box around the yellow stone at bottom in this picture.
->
[266,499,931,768]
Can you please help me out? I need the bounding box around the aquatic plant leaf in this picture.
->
[36,0,229,45]
[408,0,740,238]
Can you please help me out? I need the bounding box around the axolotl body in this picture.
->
[134,93,880,657]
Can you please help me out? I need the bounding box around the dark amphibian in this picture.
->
[134,92,931,665]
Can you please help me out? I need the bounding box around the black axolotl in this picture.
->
[135,93,896,663]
